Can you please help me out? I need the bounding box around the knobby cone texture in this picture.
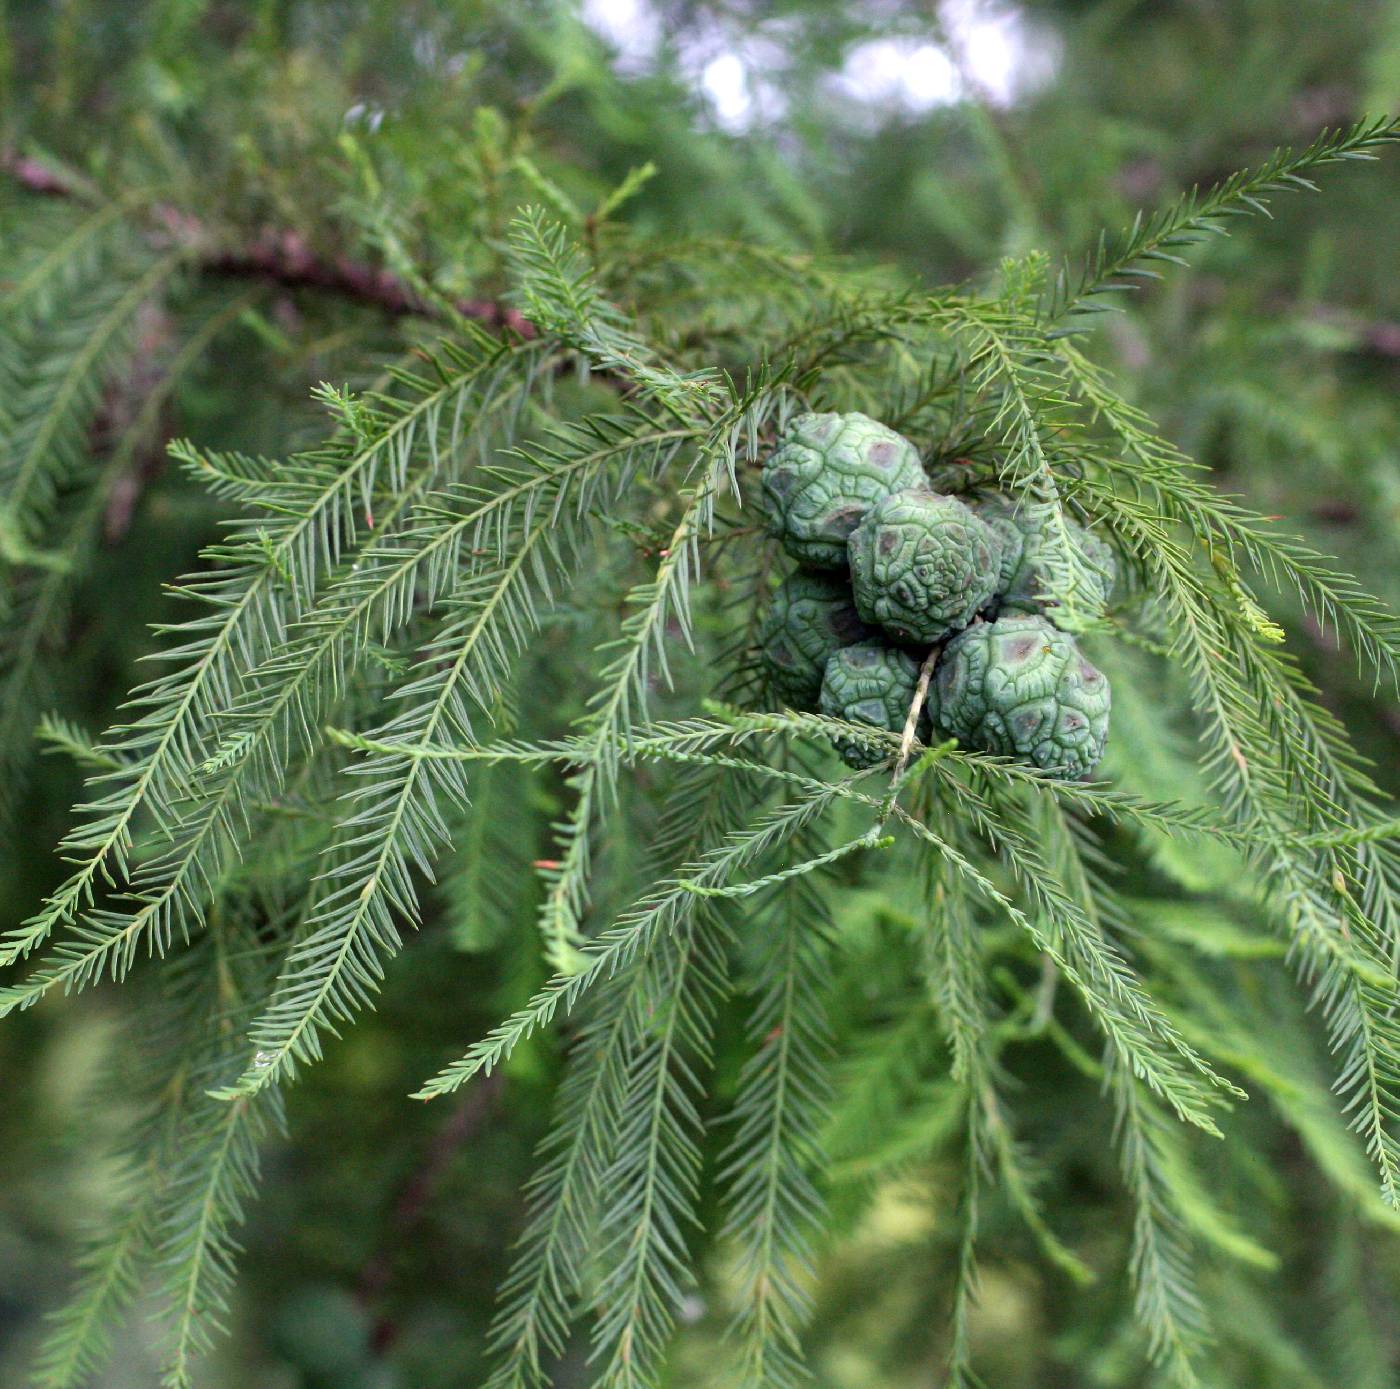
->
[976,494,1117,617]
[850,488,1002,645]
[760,571,874,707]
[761,410,1113,779]
[934,614,1111,778]
[819,642,923,767]
[761,411,927,569]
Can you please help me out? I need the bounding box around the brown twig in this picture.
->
[4,153,73,197]
[893,646,940,781]
[3,151,534,334]
[356,1071,504,1354]
[1303,303,1400,360]
[89,300,177,543]
[203,227,533,333]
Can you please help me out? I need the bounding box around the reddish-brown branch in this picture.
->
[201,227,534,334]
[355,1072,504,1354]
[3,151,533,334]
[1307,305,1400,360]
[5,153,72,197]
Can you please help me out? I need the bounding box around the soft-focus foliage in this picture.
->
[4,4,1400,1389]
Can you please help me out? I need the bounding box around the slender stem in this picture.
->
[894,646,940,780]
[1,152,533,332]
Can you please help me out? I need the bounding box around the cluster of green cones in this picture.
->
[759,411,1114,778]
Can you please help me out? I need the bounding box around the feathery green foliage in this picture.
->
[5,7,1400,1386]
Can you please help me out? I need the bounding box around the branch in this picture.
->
[1303,302,1400,359]
[201,227,533,332]
[356,1072,504,1353]
[1047,116,1400,326]
[4,152,72,197]
[2,151,533,334]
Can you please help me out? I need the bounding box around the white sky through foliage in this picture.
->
[579,0,1060,131]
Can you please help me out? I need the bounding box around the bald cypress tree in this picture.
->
[4,4,1400,1387]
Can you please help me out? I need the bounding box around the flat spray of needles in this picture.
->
[6,106,1400,1389]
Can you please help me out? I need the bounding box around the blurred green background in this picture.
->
[4,1,1400,1385]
